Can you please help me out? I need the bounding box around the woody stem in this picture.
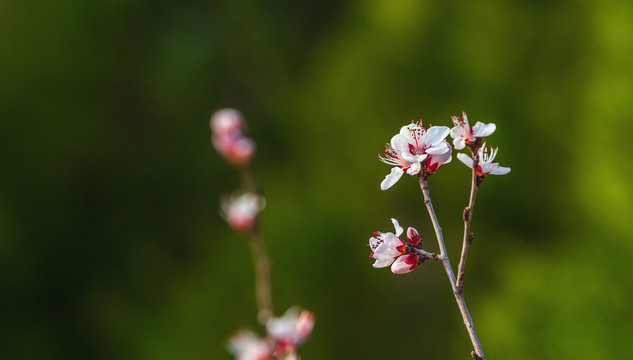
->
[240,165,273,324]
[419,176,486,360]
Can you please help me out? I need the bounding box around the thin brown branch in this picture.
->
[247,223,273,323]
[240,166,273,324]
[419,176,486,360]
[455,151,479,294]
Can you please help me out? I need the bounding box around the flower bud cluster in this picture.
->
[229,308,315,360]
[210,108,256,166]
[368,218,431,274]
[370,111,510,274]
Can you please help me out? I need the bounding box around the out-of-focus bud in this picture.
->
[228,331,272,360]
[210,108,256,166]
[231,137,256,165]
[221,193,264,233]
[210,108,244,134]
[267,308,315,352]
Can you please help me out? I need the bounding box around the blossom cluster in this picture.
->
[371,111,510,274]
[229,308,315,360]
[379,111,510,191]
[368,218,431,274]
[211,108,256,166]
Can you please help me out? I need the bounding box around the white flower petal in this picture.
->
[391,218,403,237]
[400,152,427,164]
[490,165,511,175]
[453,137,466,150]
[424,126,450,147]
[380,167,404,190]
[426,142,450,155]
[472,122,496,138]
[369,237,381,251]
[390,134,406,153]
[442,151,453,164]
[406,162,421,175]
[457,153,474,168]
[373,258,395,268]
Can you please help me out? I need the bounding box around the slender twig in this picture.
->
[418,177,456,286]
[456,148,480,294]
[410,247,442,261]
[240,166,273,324]
[247,222,273,323]
[419,176,486,360]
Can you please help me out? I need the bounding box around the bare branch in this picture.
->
[419,176,486,360]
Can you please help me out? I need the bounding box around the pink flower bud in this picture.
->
[391,254,420,274]
[230,137,256,166]
[406,227,421,246]
[210,108,243,133]
[210,108,256,166]
[221,193,264,233]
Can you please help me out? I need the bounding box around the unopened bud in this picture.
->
[407,227,421,246]
[391,253,420,274]
[210,108,243,133]
[230,137,256,165]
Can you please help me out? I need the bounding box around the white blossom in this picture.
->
[267,308,314,357]
[457,143,511,176]
[450,111,496,150]
[228,331,271,360]
[368,218,407,268]
[379,122,450,190]
[221,193,265,233]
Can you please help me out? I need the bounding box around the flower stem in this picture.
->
[247,223,273,323]
[455,153,480,295]
[418,177,486,360]
[240,166,273,324]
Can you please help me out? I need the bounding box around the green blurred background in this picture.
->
[2,0,633,359]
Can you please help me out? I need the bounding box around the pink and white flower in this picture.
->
[369,220,427,274]
[457,144,511,176]
[228,331,272,360]
[425,141,453,174]
[406,226,421,247]
[379,122,451,190]
[391,253,421,274]
[369,218,407,268]
[267,308,315,356]
[211,108,256,166]
[221,192,265,233]
[450,111,496,150]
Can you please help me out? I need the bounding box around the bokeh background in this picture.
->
[2,0,633,359]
